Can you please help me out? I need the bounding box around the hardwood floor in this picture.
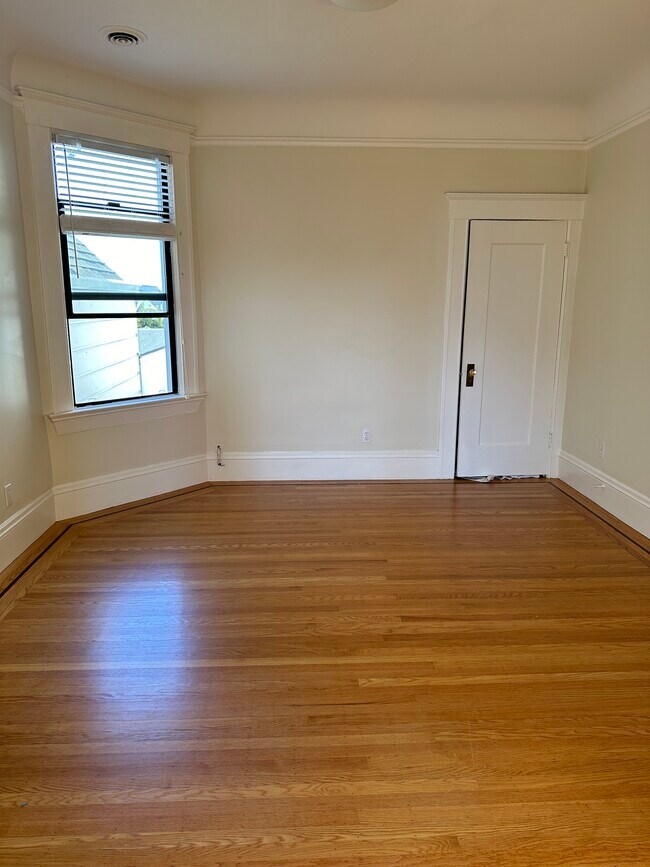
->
[0,480,648,865]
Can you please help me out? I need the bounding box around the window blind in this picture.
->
[52,134,173,224]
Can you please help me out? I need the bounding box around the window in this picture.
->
[52,135,178,406]
[20,93,202,433]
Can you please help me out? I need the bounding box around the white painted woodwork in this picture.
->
[457,220,567,478]
[18,91,203,430]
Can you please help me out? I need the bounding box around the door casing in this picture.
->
[438,194,586,479]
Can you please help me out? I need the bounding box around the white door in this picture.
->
[456,220,567,478]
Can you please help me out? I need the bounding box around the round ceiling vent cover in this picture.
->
[331,0,399,10]
[101,26,147,47]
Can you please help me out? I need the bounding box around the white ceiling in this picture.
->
[0,0,648,106]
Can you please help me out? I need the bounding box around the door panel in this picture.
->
[456,220,566,478]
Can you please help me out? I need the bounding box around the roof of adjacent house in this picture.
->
[68,239,162,295]
[70,239,121,281]
[137,328,166,357]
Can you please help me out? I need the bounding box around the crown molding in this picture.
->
[192,109,649,150]
[4,84,647,150]
[14,86,196,136]
[191,133,587,150]
[586,107,650,150]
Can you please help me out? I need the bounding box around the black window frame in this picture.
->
[53,135,179,408]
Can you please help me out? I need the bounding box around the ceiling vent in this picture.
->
[101,27,147,47]
[331,0,399,9]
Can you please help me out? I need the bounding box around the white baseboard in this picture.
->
[557,451,649,538]
[8,447,644,584]
[53,455,208,520]
[7,451,644,572]
[27,450,442,525]
[207,450,441,482]
[0,491,56,574]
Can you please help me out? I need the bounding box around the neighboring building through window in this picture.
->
[52,135,178,406]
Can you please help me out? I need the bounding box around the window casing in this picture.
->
[52,135,179,407]
[18,90,203,434]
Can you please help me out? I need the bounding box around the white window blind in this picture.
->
[50,133,179,407]
[51,134,175,238]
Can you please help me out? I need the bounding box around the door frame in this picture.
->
[439,193,586,479]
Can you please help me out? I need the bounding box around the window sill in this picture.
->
[48,393,206,435]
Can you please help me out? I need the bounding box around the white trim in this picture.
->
[586,108,650,149]
[207,450,441,482]
[48,393,206,435]
[4,454,646,570]
[191,113,649,150]
[21,96,191,153]
[445,193,587,221]
[52,455,208,520]
[6,85,647,151]
[35,449,443,523]
[0,492,56,574]
[18,91,203,426]
[548,219,582,477]
[439,194,585,479]
[192,134,587,150]
[558,452,650,539]
[16,87,195,151]
[169,149,203,394]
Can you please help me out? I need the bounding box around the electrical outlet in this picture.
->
[3,483,13,509]
[362,428,372,444]
[598,441,606,460]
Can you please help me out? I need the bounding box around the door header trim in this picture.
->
[438,194,585,478]
[445,193,587,221]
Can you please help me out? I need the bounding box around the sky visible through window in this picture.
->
[80,235,163,288]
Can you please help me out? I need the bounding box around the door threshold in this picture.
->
[457,474,545,483]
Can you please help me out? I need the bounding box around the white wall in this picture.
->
[195,145,585,457]
[562,120,650,503]
[4,54,586,491]
[2,48,646,538]
[7,61,208,495]
[0,96,53,569]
